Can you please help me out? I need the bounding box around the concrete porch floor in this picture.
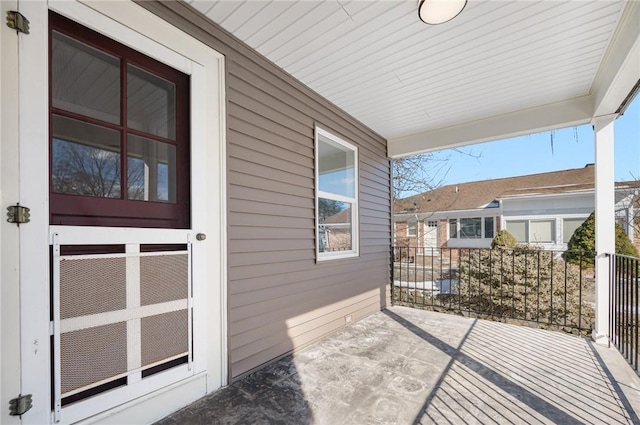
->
[156,306,640,425]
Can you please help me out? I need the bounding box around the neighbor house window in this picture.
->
[507,219,556,243]
[506,220,527,243]
[448,219,457,239]
[407,220,417,236]
[530,220,555,243]
[563,218,585,243]
[484,217,494,239]
[460,218,482,239]
[315,127,358,259]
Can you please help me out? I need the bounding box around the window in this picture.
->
[507,219,557,243]
[484,217,494,239]
[448,219,457,238]
[506,220,527,242]
[530,220,555,243]
[460,218,482,239]
[315,127,358,259]
[50,14,190,228]
[563,218,585,243]
[407,220,418,236]
[449,217,494,239]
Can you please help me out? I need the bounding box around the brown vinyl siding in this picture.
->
[137,1,391,379]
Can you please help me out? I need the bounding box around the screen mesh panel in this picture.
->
[140,254,188,306]
[55,247,191,406]
[141,309,188,367]
[61,322,127,395]
[60,257,126,319]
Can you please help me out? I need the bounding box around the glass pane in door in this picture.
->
[127,65,176,140]
[52,115,121,198]
[127,134,176,203]
[52,31,120,124]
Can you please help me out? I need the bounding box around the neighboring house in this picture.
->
[395,165,640,252]
[319,207,353,253]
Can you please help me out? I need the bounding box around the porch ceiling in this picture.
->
[188,0,640,157]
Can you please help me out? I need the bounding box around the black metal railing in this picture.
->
[392,246,595,335]
[609,253,639,373]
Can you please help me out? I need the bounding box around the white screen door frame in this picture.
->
[17,2,227,424]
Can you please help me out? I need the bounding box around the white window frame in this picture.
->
[407,220,418,236]
[484,217,495,239]
[315,127,359,261]
[506,220,528,243]
[506,218,559,244]
[563,217,587,243]
[529,219,555,243]
[460,217,482,239]
[448,218,458,239]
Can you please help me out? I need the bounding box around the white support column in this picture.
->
[592,114,617,346]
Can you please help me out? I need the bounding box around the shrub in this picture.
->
[456,247,594,332]
[564,212,639,265]
[491,230,518,249]
[615,223,639,257]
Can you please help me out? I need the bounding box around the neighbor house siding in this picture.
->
[138,1,391,378]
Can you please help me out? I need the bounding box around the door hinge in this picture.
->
[6,11,30,34]
[9,394,32,416]
[6,204,30,225]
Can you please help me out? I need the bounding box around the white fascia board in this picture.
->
[387,96,593,158]
[443,209,501,219]
[592,1,640,117]
[394,212,445,222]
[498,190,595,202]
[395,207,500,221]
[499,186,635,203]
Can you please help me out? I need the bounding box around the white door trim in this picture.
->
[0,0,23,423]
[18,1,227,423]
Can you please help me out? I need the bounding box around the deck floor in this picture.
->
[156,306,640,425]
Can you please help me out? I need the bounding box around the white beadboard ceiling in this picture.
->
[188,0,639,156]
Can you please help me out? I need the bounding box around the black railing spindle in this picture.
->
[391,246,597,335]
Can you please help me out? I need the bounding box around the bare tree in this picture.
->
[52,139,146,199]
[392,149,479,250]
[53,140,121,197]
[392,149,480,200]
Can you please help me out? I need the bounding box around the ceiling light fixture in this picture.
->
[418,0,467,25]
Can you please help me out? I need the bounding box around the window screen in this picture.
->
[563,218,585,243]
[484,217,494,239]
[506,221,527,242]
[530,220,554,243]
[460,218,481,239]
[449,219,457,239]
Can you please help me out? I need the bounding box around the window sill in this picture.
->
[317,251,359,262]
